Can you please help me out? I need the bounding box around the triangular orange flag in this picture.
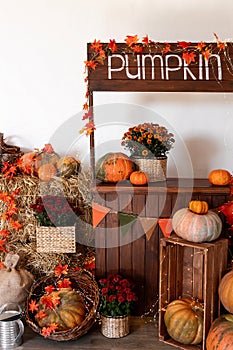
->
[139,217,158,241]
[92,202,111,228]
[158,218,173,237]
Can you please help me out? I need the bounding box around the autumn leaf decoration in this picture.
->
[81,33,227,135]
[0,189,22,254]
[28,263,72,338]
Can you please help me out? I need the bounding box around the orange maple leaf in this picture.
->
[48,323,59,332]
[182,51,196,65]
[35,310,48,320]
[45,285,55,294]
[108,39,117,53]
[0,262,5,269]
[91,39,102,52]
[57,278,72,289]
[54,263,68,277]
[9,220,22,231]
[196,42,206,51]
[83,102,89,111]
[125,35,139,47]
[41,326,52,338]
[84,60,97,70]
[202,49,211,60]
[178,41,191,49]
[29,299,39,313]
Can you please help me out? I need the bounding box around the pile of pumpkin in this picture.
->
[17,144,80,181]
[164,174,233,349]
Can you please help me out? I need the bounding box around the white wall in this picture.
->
[1,0,233,178]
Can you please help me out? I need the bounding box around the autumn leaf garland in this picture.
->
[0,189,22,254]
[81,33,228,136]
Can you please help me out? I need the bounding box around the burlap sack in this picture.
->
[0,253,34,308]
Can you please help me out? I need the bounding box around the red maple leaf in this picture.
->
[48,323,59,332]
[54,263,68,277]
[182,51,196,65]
[29,299,39,313]
[108,39,117,53]
[125,35,139,47]
[0,262,5,269]
[45,285,55,294]
[40,295,55,310]
[178,41,191,49]
[142,35,149,46]
[162,43,171,54]
[0,229,10,238]
[57,278,72,289]
[42,144,54,154]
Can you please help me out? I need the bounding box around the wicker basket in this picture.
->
[100,315,129,338]
[25,270,99,341]
[36,226,76,253]
[132,156,167,182]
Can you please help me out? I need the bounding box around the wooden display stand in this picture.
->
[86,41,233,316]
[158,235,228,350]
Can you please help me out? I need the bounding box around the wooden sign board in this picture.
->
[87,42,233,93]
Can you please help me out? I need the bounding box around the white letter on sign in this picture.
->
[165,55,182,80]
[108,54,125,79]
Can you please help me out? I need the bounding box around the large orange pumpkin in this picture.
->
[96,152,135,183]
[218,269,233,314]
[172,208,222,243]
[208,169,232,186]
[164,297,204,345]
[206,314,233,350]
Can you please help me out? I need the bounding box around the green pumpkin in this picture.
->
[57,157,80,178]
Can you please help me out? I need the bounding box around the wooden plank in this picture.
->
[192,247,204,301]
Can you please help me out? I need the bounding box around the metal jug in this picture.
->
[0,303,24,349]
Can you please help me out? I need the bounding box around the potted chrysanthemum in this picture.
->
[98,274,137,338]
[121,122,175,182]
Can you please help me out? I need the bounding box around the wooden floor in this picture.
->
[21,317,175,350]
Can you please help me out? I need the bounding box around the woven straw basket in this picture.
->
[25,270,99,341]
[101,315,129,338]
[36,226,76,253]
[132,156,167,182]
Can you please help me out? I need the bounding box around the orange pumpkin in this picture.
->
[206,314,233,350]
[208,169,232,186]
[130,171,148,185]
[172,208,222,243]
[38,164,57,182]
[164,297,204,345]
[18,152,42,175]
[96,152,135,183]
[218,269,233,314]
[188,200,209,214]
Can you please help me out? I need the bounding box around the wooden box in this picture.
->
[159,235,228,350]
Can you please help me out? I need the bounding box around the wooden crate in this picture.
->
[159,235,228,350]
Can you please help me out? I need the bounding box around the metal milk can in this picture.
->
[0,304,24,349]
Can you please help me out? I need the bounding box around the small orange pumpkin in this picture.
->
[188,200,209,214]
[130,171,148,185]
[38,164,57,182]
[18,152,42,175]
[208,169,232,186]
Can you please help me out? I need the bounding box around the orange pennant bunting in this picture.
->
[92,202,111,228]
[139,217,158,241]
[158,218,173,237]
